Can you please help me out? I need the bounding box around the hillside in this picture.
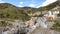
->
[0,0,60,21]
[38,1,60,11]
[0,3,31,21]
[0,0,60,34]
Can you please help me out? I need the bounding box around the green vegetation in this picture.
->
[0,3,31,21]
[33,14,44,17]
[0,21,13,27]
[57,13,60,16]
[46,20,59,22]
[46,20,53,22]
[50,20,60,31]
[37,1,59,11]
[46,19,60,31]
[0,1,59,21]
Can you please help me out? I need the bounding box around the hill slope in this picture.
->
[38,1,60,11]
[0,0,60,21]
[0,3,30,21]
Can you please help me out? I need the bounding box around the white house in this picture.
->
[44,10,59,20]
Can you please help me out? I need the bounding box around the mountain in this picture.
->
[38,0,60,11]
[0,3,31,21]
[0,0,60,21]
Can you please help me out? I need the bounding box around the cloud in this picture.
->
[20,2,24,4]
[18,5,23,7]
[18,2,24,7]
[37,0,57,8]
[0,0,5,3]
[28,4,35,7]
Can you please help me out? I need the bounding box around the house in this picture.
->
[44,5,60,20]
[44,10,59,20]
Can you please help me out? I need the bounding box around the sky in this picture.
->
[0,0,57,8]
